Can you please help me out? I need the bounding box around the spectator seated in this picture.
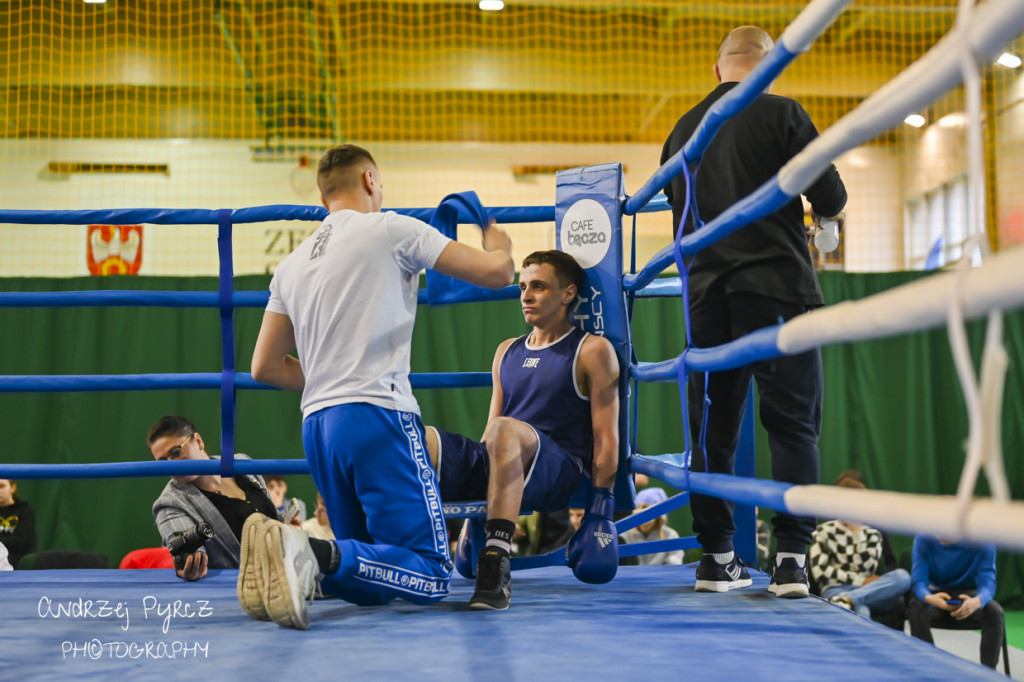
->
[17,550,109,569]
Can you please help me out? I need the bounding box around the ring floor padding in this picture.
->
[3,565,1003,681]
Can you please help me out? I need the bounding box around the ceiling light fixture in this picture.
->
[904,114,926,128]
[996,53,1022,69]
[479,1,505,10]
[937,112,967,128]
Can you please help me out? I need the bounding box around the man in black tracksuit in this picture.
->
[660,25,847,598]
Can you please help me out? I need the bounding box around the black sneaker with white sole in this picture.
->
[694,554,752,592]
[469,548,511,610]
[769,557,810,598]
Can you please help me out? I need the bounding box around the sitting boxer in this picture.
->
[425,249,621,610]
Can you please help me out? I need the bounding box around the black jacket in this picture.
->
[0,499,36,567]
[661,82,847,307]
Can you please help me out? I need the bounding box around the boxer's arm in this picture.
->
[580,335,620,489]
[251,311,305,392]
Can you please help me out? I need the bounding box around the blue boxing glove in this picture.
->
[566,487,618,584]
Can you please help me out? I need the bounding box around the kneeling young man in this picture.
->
[427,250,621,610]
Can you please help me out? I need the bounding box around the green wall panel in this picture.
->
[0,272,1020,607]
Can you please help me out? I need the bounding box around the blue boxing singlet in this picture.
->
[499,326,593,471]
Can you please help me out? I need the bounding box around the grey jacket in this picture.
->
[152,454,275,569]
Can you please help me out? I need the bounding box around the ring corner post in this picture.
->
[555,163,635,511]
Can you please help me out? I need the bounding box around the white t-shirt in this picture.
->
[266,209,451,418]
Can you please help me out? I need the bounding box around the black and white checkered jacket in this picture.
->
[809,519,883,591]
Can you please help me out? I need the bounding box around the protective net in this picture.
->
[0,1,1022,276]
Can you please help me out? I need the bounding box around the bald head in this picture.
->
[715,26,774,83]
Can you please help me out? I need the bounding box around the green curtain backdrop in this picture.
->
[0,272,1020,607]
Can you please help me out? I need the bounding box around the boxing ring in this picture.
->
[2,0,1024,678]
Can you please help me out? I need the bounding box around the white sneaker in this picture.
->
[260,519,320,630]
[238,513,275,621]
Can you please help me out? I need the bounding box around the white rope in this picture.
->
[979,316,1011,502]
[777,0,1024,198]
[777,245,1024,354]
[956,0,988,256]
[778,0,854,55]
[948,240,987,534]
[784,486,1024,551]
[948,0,1011,523]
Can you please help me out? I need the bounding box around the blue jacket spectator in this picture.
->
[910,535,996,606]
[907,534,1003,669]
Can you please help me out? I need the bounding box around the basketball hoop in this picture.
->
[290,155,318,198]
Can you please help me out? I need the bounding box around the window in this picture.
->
[904,175,980,270]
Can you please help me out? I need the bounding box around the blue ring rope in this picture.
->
[0,204,554,226]
[0,371,492,392]
[0,282,676,308]
[670,164,696,484]
[0,291,272,308]
[627,212,640,461]
[632,455,791,513]
[0,459,311,480]
[613,492,691,533]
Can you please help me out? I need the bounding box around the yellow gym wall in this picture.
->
[1,1,1022,276]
